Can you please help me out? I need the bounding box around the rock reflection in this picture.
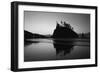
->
[53,39,74,56]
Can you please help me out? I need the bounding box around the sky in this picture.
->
[24,11,90,35]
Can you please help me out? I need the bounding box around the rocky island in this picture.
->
[52,21,78,38]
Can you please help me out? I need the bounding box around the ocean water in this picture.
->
[24,38,90,62]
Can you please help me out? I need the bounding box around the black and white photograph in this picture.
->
[11,1,97,71]
[24,11,90,62]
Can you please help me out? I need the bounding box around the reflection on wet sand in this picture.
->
[24,38,90,62]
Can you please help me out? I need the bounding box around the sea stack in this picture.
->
[52,21,78,38]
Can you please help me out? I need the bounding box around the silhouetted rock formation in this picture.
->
[52,21,78,38]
